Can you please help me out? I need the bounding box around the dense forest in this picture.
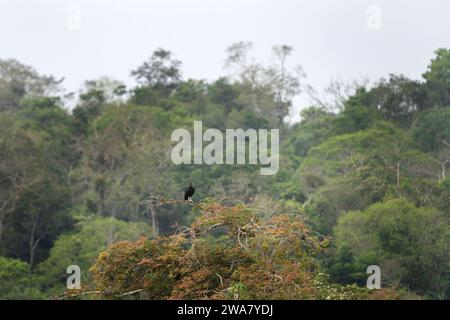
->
[0,43,449,300]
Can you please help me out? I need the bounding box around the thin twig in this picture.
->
[50,288,146,300]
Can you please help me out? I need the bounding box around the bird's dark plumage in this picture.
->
[184,183,195,201]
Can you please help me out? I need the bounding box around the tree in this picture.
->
[36,217,151,296]
[299,122,439,201]
[1,45,450,300]
[304,174,385,235]
[305,76,371,113]
[295,121,441,233]
[131,48,182,88]
[0,59,63,111]
[435,178,450,218]
[225,42,302,127]
[87,201,372,300]
[284,107,335,158]
[72,104,187,234]
[207,77,243,114]
[331,100,381,135]
[0,107,74,265]
[423,48,450,107]
[17,96,77,170]
[268,45,302,124]
[269,107,335,203]
[334,199,450,298]
[72,87,107,136]
[81,77,127,105]
[331,75,426,130]
[414,108,450,181]
[0,114,46,242]
[2,181,72,269]
[368,75,426,127]
[0,257,43,299]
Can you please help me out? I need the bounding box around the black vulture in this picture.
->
[184,182,195,201]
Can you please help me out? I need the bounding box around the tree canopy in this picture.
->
[0,46,449,300]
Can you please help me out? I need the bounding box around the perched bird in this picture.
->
[184,182,195,202]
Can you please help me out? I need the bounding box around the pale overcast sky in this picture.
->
[1,0,449,121]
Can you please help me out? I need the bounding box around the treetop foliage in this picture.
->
[0,45,449,300]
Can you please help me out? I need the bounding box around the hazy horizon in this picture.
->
[1,0,449,121]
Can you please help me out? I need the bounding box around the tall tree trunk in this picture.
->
[442,161,447,181]
[106,225,116,246]
[0,216,3,242]
[28,220,37,274]
[29,213,46,274]
[29,215,38,273]
[149,207,159,236]
[396,160,401,189]
[0,203,9,242]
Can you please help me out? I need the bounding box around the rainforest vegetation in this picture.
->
[0,44,449,299]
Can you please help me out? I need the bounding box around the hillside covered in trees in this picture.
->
[0,44,449,299]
